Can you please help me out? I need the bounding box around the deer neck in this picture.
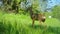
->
[29,8,34,19]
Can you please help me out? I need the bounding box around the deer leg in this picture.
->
[38,18,43,26]
[43,22,47,31]
[39,20,42,26]
[43,22,47,28]
[32,19,35,27]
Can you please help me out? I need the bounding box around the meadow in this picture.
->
[0,11,60,34]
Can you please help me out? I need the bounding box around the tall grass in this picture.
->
[0,12,60,34]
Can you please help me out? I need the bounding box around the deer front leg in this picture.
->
[32,19,35,27]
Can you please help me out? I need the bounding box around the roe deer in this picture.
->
[27,7,46,26]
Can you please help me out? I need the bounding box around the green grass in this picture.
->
[0,12,60,34]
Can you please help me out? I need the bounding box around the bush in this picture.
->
[52,5,60,20]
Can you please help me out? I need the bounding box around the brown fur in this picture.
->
[31,13,46,26]
[27,7,46,26]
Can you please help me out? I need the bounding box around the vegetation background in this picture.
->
[0,0,60,34]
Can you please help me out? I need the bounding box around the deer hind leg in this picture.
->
[38,18,43,26]
[39,20,42,26]
[42,19,47,27]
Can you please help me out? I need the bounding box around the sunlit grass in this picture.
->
[0,12,60,34]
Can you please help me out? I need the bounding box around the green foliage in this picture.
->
[0,12,60,34]
[52,5,60,20]
[32,0,40,13]
[1,0,47,14]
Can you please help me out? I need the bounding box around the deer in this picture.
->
[27,6,46,27]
